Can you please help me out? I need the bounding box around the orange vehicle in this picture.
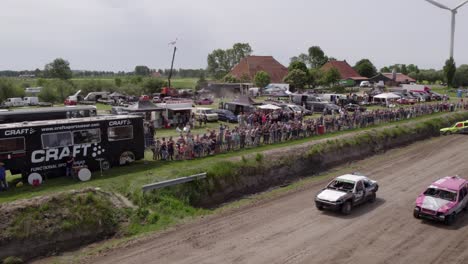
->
[160,87,179,98]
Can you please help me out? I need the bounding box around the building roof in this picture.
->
[381,73,416,83]
[321,60,367,80]
[229,56,288,83]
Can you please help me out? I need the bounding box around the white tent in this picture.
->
[373,93,401,100]
[258,104,281,110]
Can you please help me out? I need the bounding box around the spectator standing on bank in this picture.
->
[0,162,8,191]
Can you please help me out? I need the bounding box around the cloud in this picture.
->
[1,0,468,71]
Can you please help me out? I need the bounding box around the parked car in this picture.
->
[291,94,338,114]
[23,97,39,106]
[410,91,431,102]
[440,121,468,135]
[297,105,313,116]
[396,97,416,105]
[360,81,371,87]
[413,176,468,225]
[344,103,366,112]
[193,107,218,121]
[152,96,162,103]
[3,98,26,107]
[428,91,444,101]
[315,174,379,215]
[212,109,238,123]
[195,98,214,105]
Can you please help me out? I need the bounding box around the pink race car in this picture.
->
[414,176,468,225]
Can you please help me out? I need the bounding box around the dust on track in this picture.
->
[87,135,468,264]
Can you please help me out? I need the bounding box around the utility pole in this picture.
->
[168,46,177,88]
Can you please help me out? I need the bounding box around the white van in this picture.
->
[320,94,344,104]
[23,97,39,106]
[3,98,26,107]
[360,81,371,87]
[193,107,218,121]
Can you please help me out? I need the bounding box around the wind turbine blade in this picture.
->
[454,0,468,10]
[425,0,451,10]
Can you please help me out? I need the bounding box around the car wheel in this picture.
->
[341,201,352,215]
[316,205,324,211]
[368,192,376,203]
[445,213,456,226]
[413,210,420,219]
[447,131,452,135]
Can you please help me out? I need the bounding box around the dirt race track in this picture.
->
[92,135,468,264]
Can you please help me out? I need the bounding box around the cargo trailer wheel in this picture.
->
[101,159,111,170]
[119,151,136,165]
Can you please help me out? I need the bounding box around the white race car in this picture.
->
[315,174,379,215]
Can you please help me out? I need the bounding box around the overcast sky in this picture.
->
[2,0,468,71]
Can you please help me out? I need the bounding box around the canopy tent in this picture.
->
[224,96,258,115]
[125,100,163,112]
[229,95,256,106]
[373,93,401,100]
[258,104,281,110]
[109,92,126,98]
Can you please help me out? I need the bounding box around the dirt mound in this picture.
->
[0,188,129,262]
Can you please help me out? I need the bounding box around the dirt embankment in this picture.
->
[0,188,129,262]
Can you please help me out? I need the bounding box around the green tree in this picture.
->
[207,43,252,79]
[44,58,72,80]
[42,80,75,102]
[354,59,377,78]
[142,78,166,94]
[380,66,391,73]
[308,46,328,68]
[283,69,308,91]
[227,43,252,67]
[288,61,308,73]
[207,49,230,79]
[401,64,408,75]
[443,58,457,87]
[290,53,309,65]
[253,71,271,88]
[322,68,341,87]
[223,74,239,83]
[454,64,468,87]
[239,73,251,83]
[195,72,208,91]
[38,85,58,103]
[134,65,150,76]
[309,68,323,87]
[407,64,420,74]
[0,78,24,102]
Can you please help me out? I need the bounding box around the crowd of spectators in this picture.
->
[146,101,468,161]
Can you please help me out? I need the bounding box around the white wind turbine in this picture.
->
[424,0,468,58]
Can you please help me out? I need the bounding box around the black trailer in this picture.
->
[0,105,97,124]
[0,115,145,182]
